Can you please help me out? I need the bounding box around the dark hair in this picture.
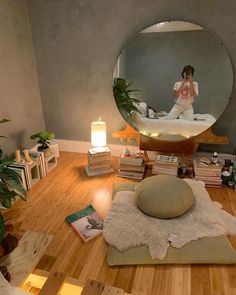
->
[181,65,195,78]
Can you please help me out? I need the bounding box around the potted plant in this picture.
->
[113,77,142,121]
[30,131,55,157]
[0,119,27,243]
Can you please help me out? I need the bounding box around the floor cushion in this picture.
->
[108,181,236,265]
[107,236,236,265]
[135,175,194,218]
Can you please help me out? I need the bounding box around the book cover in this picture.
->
[66,205,104,242]
[88,147,111,156]
[155,155,178,164]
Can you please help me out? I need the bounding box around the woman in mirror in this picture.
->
[167,65,198,121]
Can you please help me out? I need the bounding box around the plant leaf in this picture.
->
[0,119,10,124]
[0,184,14,208]
[0,167,27,201]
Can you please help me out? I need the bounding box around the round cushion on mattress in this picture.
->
[135,175,194,218]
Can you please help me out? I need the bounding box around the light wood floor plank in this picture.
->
[3,152,236,294]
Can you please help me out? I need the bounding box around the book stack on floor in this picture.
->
[152,155,178,176]
[193,158,222,187]
[118,150,145,180]
[85,147,114,176]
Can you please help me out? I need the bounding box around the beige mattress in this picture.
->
[108,182,236,265]
[108,236,236,265]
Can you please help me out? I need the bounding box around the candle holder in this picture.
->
[23,149,33,164]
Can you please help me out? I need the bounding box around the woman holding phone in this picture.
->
[167,65,198,120]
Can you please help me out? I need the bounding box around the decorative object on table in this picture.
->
[228,181,234,189]
[66,205,103,242]
[15,149,22,163]
[152,155,178,176]
[23,149,33,164]
[224,159,232,170]
[211,152,219,164]
[193,158,222,187]
[178,163,187,175]
[118,150,145,180]
[121,147,131,157]
[30,131,55,157]
[91,117,107,153]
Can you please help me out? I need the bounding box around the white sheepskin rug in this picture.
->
[103,179,236,260]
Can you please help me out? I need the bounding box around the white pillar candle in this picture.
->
[91,117,107,149]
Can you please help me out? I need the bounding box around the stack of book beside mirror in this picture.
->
[85,147,114,176]
[118,150,145,180]
[152,155,178,176]
[193,158,222,187]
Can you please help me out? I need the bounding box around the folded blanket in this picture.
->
[103,179,236,260]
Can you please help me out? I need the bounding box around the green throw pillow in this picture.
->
[135,175,195,218]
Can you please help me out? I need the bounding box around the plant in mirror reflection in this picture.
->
[113,78,142,120]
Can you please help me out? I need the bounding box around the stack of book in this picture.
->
[118,151,145,180]
[29,150,47,178]
[85,147,114,176]
[193,158,222,187]
[8,160,40,191]
[152,155,178,176]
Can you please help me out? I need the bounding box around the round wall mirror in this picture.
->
[113,21,233,141]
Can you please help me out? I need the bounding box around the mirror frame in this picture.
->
[113,20,233,146]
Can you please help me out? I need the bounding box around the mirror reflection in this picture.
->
[113,21,233,141]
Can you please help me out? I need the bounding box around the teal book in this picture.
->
[66,205,104,242]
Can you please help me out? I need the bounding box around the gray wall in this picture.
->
[27,0,236,154]
[0,0,45,156]
[124,30,232,119]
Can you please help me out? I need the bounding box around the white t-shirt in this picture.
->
[173,81,199,105]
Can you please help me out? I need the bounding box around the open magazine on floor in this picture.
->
[66,205,104,242]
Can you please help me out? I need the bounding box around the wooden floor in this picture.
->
[4,151,236,295]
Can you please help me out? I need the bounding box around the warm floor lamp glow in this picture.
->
[91,117,107,152]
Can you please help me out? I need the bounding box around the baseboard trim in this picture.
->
[52,139,234,161]
[52,139,139,157]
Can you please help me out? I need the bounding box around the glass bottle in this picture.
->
[211,152,218,164]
